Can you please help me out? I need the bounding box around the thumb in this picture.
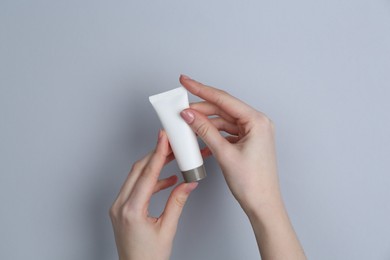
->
[160,182,198,233]
[180,108,228,157]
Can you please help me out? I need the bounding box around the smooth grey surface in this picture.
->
[182,164,207,183]
[1,0,390,259]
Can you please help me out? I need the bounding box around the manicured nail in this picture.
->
[181,74,191,80]
[169,175,178,182]
[180,110,195,124]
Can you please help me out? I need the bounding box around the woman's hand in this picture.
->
[179,75,306,260]
[179,75,280,215]
[109,130,198,260]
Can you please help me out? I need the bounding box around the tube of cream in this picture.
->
[149,87,206,182]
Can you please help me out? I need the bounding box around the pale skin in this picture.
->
[110,75,306,260]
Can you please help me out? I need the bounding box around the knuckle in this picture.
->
[174,195,187,208]
[196,121,210,138]
[217,89,228,96]
[214,90,227,107]
[255,112,273,128]
[119,203,139,224]
[109,205,117,219]
[144,164,159,180]
[131,160,143,172]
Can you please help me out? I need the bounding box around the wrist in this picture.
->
[238,184,284,217]
[243,193,307,260]
[243,192,286,223]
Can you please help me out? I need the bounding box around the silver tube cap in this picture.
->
[181,165,207,183]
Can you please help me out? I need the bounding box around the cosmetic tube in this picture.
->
[149,87,206,182]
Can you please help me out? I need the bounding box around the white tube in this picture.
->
[149,87,206,182]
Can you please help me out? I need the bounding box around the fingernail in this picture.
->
[185,182,199,192]
[180,110,195,124]
[180,74,191,80]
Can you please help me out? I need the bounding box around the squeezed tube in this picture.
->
[149,87,206,182]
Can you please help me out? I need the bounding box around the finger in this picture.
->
[210,117,239,135]
[180,75,255,121]
[114,133,175,207]
[126,130,171,212]
[199,136,238,159]
[198,135,238,158]
[165,151,175,165]
[180,108,229,158]
[190,101,235,123]
[160,182,198,234]
[164,138,175,164]
[153,175,178,194]
[113,151,154,207]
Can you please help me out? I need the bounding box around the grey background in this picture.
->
[1,0,389,259]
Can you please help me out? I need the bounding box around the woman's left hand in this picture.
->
[109,130,198,260]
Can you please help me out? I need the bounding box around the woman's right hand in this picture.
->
[179,75,281,215]
[179,75,306,260]
[180,76,306,260]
